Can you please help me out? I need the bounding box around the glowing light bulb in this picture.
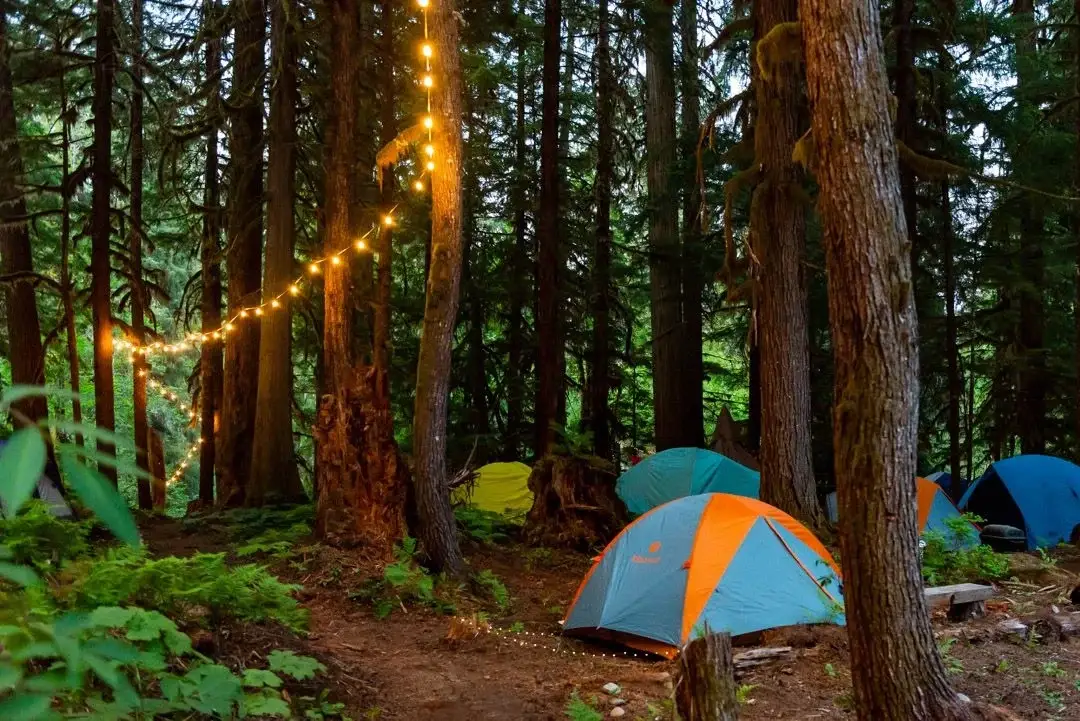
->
[271,299,282,309]
[356,239,367,251]
[426,161,436,172]
[309,263,320,274]
[383,215,395,227]
[418,0,428,7]
[423,115,434,129]
[240,309,249,318]
[289,285,300,295]
[421,44,433,58]
[255,307,264,316]
[414,180,425,192]
[331,255,342,266]
[424,144,435,157]
[224,322,235,332]
[422,75,433,88]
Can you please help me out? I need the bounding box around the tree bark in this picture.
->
[800,0,975,717]
[1012,0,1046,456]
[751,0,822,528]
[645,0,686,452]
[58,44,82,441]
[462,154,490,460]
[1075,0,1080,461]
[411,0,465,574]
[249,0,303,505]
[0,9,47,425]
[505,6,529,460]
[130,0,152,510]
[679,0,705,449]
[587,0,614,464]
[938,75,963,494]
[149,428,167,512]
[375,0,395,404]
[315,0,408,552]
[91,0,117,479]
[218,0,265,505]
[199,0,224,505]
[674,632,739,721]
[535,0,563,458]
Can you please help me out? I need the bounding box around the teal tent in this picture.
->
[615,448,759,516]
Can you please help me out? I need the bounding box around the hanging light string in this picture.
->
[136,369,201,486]
[458,619,653,662]
[417,0,436,190]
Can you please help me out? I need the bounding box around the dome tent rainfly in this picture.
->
[563,494,843,658]
[451,461,533,517]
[959,454,1080,550]
[615,447,760,516]
[917,477,978,549]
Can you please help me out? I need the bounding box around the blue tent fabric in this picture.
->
[923,488,978,550]
[616,448,760,515]
[959,455,1080,549]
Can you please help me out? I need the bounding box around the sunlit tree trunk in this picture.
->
[199,0,224,505]
[58,41,81,441]
[91,0,117,478]
[130,0,152,509]
[411,0,465,574]
[645,0,686,452]
[751,0,822,527]
[218,0,265,505]
[0,9,47,425]
[375,0,396,405]
[535,0,563,457]
[801,0,984,717]
[249,0,303,505]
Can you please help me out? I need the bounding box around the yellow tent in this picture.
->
[453,461,534,517]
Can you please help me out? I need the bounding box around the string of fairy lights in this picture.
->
[141,0,439,486]
[465,620,654,662]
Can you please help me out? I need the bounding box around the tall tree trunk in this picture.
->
[750,0,822,527]
[1075,0,1080,460]
[463,203,491,459]
[412,0,465,574]
[505,7,529,460]
[199,0,224,505]
[679,0,704,448]
[130,0,152,509]
[587,0,614,463]
[535,0,562,457]
[645,0,686,452]
[1012,0,1046,455]
[218,0,265,505]
[939,79,963,495]
[58,46,82,440]
[800,0,974,717]
[249,0,303,505]
[315,0,408,550]
[375,0,395,404]
[91,0,117,478]
[0,9,47,425]
[747,341,761,452]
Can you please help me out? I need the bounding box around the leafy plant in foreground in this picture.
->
[351,537,456,619]
[921,514,1009,586]
[0,501,92,569]
[564,692,603,721]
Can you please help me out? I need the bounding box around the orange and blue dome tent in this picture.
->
[563,494,843,658]
[917,477,978,548]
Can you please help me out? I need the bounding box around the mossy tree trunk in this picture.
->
[751,0,823,529]
[524,455,626,550]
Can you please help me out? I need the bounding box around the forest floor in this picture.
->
[141,515,1080,721]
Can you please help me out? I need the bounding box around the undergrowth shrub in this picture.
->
[921,514,1010,586]
[236,523,315,560]
[454,505,518,544]
[0,500,92,569]
[473,569,511,613]
[351,537,456,619]
[183,504,315,543]
[59,549,308,630]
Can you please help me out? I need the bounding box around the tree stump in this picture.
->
[523,454,626,550]
[674,632,739,721]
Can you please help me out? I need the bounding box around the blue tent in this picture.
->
[616,448,759,516]
[959,455,1080,549]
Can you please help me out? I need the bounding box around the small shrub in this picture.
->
[454,505,518,544]
[352,537,455,619]
[0,501,92,569]
[736,684,755,704]
[1040,661,1066,678]
[60,549,308,630]
[474,569,511,612]
[236,523,314,559]
[922,514,1010,586]
[565,692,604,721]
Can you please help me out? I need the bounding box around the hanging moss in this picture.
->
[756,22,802,83]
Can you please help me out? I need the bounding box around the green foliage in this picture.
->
[921,514,1009,586]
[0,501,92,569]
[936,638,964,674]
[454,505,518,544]
[737,684,756,704]
[823,663,837,678]
[268,650,326,681]
[473,570,511,612]
[1040,661,1065,678]
[565,692,604,721]
[236,523,314,560]
[62,549,308,630]
[352,537,455,619]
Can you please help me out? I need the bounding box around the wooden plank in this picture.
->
[924,583,994,608]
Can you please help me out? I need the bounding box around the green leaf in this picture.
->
[12,641,58,662]
[0,662,22,690]
[0,694,54,721]
[266,650,325,681]
[242,669,283,689]
[89,607,135,629]
[84,638,141,665]
[0,562,40,587]
[59,453,140,547]
[123,610,177,642]
[182,664,244,715]
[0,429,48,517]
[243,691,291,717]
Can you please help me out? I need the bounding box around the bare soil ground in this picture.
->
[142,518,1080,721]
